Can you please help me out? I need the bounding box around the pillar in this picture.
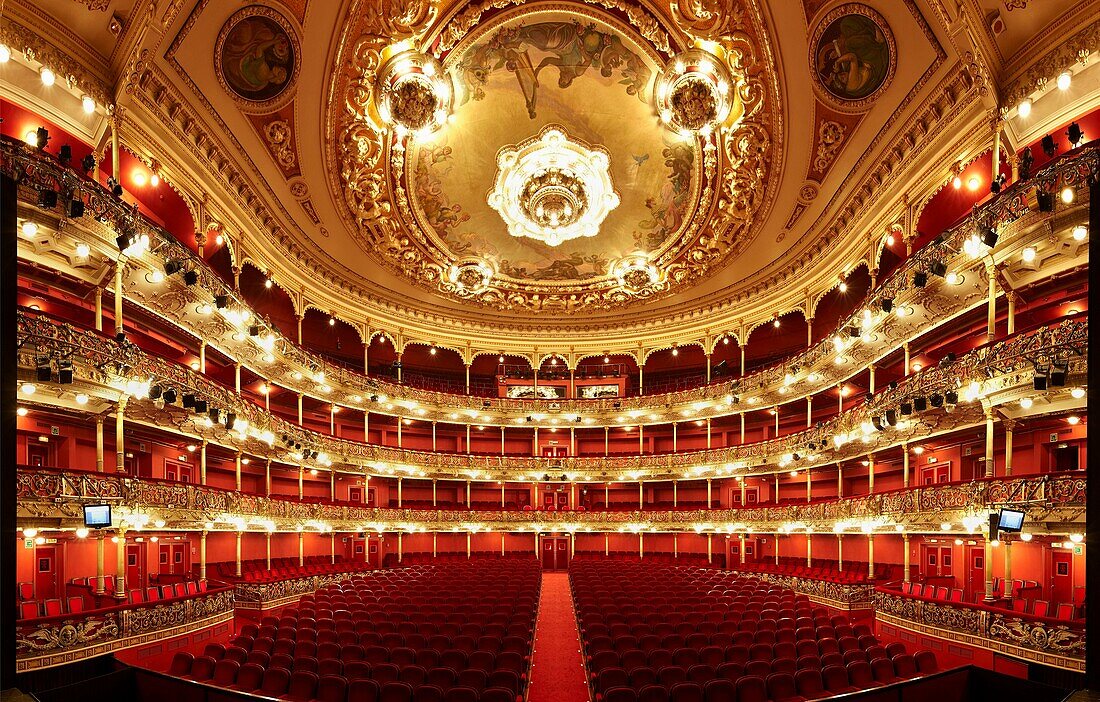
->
[466,480,471,508]
[984,407,995,477]
[739,534,746,566]
[639,482,644,509]
[1007,292,1017,335]
[235,452,242,491]
[903,343,910,376]
[867,534,875,580]
[673,481,678,508]
[673,423,677,452]
[984,534,995,601]
[331,532,336,565]
[502,482,506,508]
[837,535,843,572]
[740,480,746,506]
[868,365,876,395]
[298,531,304,566]
[638,425,644,454]
[297,393,303,425]
[707,478,713,508]
[330,470,336,501]
[903,533,911,583]
[706,419,712,449]
[114,530,126,599]
[264,459,271,497]
[740,344,746,377]
[604,427,609,456]
[113,264,124,338]
[265,532,271,570]
[775,535,780,565]
[115,398,126,473]
[1005,422,1014,476]
[986,262,997,342]
[902,443,910,487]
[397,477,403,508]
[234,363,241,394]
[466,532,471,559]
[95,532,106,595]
[806,533,812,567]
[364,341,370,375]
[836,463,843,498]
[433,533,438,558]
[707,533,713,563]
[639,531,644,559]
[432,422,437,451]
[200,441,208,485]
[432,480,437,507]
[235,531,242,576]
[199,342,206,374]
[466,425,471,454]
[296,315,303,345]
[1004,539,1013,583]
[95,419,104,472]
[674,533,679,558]
[806,470,811,502]
[806,397,812,428]
[604,483,609,508]
[397,531,403,563]
[200,530,208,580]
[465,365,470,394]
[94,288,103,332]
[298,465,304,499]
[739,413,745,444]
[867,455,875,493]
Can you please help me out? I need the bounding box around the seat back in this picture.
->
[169,651,194,676]
[66,596,84,614]
[213,658,240,686]
[914,650,938,674]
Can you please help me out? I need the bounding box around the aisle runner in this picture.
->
[528,572,590,702]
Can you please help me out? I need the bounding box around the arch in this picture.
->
[743,309,809,375]
[238,258,302,317]
[810,264,871,346]
[536,352,570,372]
[705,331,742,355]
[640,340,706,365]
[238,261,299,342]
[301,307,363,368]
[574,350,641,366]
[913,147,1001,251]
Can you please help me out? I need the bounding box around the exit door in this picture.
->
[542,447,568,457]
[540,536,571,570]
[922,545,953,577]
[349,486,363,503]
[967,547,986,600]
[126,544,145,590]
[1051,550,1073,605]
[27,443,50,467]
[35,545,59,599]
[159,544,189,575]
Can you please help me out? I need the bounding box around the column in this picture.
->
[739,413,745,444]
[903,533,911,583]
[774,535,780,566]
[868,365,876,394]
[330,405,336,434]
[1004,539,1013,583]
[365,412,371,444]
[501,426,505,454]
[364,341,370,375]
[867,534,875,580]
[432,422,437,451]
[199,342,206,374]
[502,482,506,508]
[867,455,875,493]
[604,483,609,508]
[986,261,997,342]
[298,531,304,566]
[836,463,843,498]
[604,427,609,456]
[806,470,811,503]
[466,532,471,559]
[806,397,812,428]
[234,363,242,394]
[902,443,910,487]
[114,529,126,599]
[707,533,713,563]
[571,427,576,455]
[296,315,303,344]
[638,425,644,454]
[331,533,336,565]
[433,533,438,558]
[604,533,609,557]
[200,441,208,484]
[984,533,995,601]
[113,264,124,339]
[96,532,106,595]
[1007,292,1017,335]
[740,345,746,377]
[739,534,746,566]
[465,365,470,394]
[706,419,712,449]
[298,465,304,499]
[673,481,678,508]
[837,535,844,572]
[94,288,103,332]
[466,480,471,508]
[639,531,644,559]
[432,480,437,507]
[674,533,679,558]
[95,419,104,472]
[639,482,644,509]
[397,531,403,563]
[706,353,712,383]
[264,459,271,497]
[397,417,403,448]
[984,408,996,477]
[235,452,242,491]
[466,425,471,454]
[806,318,814,348]
[1005,421,1014,475]
[235,530,243,576]
[806,533,812,567]
[774,474,779,504]
[200,530,208,580]
[706,478,713,508]
[740,480,746,506]
[115,398,126,472]
[672,423,677,452]
[638,365,643,394]
[903,343,910,376]
[297,394,303,425]
[396,352,403,382]
[397,477,403,507]
[265,532,271,570]
[330,470,336,501]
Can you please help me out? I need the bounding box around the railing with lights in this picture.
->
[15,308,1088,481]
[15,468,1085,534]
[873,586,1085,671]
[5,135,1095,424]
[15,583,234,672]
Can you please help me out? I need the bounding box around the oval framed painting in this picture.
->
[215,5,300,111]
[810,4,895,109]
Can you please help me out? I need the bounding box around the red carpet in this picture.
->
[528,572,590,702]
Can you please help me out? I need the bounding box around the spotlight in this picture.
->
[34,127,50,150]
[149,384,163,400]
[913,271,927,288]
[65,198,85,218]
[214,294,230,309]
[885,409,897,426]
[1033,369,1048,391]
[990,173,1006,194]
[107,177,123,198]
[1041,134,1057,156]
[1067,122,1084,147]
[36,356,53,382]
[164,260,182,275]
[226,413,236,430]
[913,397,927,412]
[209,408,221,423]
[194,399,208,414]
[930,261,947,277]
[980,226,998,248]
[80,154,96,173]
[900,402,913,416]
[37,190,58,208]
[940,352,956,365]
[115,331,126,343]
[944,390,958,405]
[184,270,199,286]
[249,325,261,337]
[163,388,177,404]
[58,360,73,384]
[58,145,72,166]
[1050,362,1068,387]
[115,232,134,251]
[1036,189,1054,212]
[847,326,860,339]
[871,416,884,432]
[929,393,944,408]
[881,298,893,313]
[182,393,196,409]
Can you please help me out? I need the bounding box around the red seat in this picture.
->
[914,650,938,674]
[186,656,216,681]
[261,667,291,696]
[870,658,897,684]
[43,599,63,616]
[822,665,856,694]
[604,688,638,702]
[168,651,194,676]
[282,670,318,701]
[892,654,919,679]
[766,672,805,702]
[379,681,413,702]
[231,662,265,691]
[212,659,240,686]
[315,674,348,702]
[66,596,84,614]
[701,679,735,702]
[794,669,826,699]
[734,676,767,702]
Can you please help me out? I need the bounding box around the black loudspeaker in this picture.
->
[913,397,928,412]
[193,399,208,414]
[913,271,928,287]
[944,390,958,405]
[58,361,73,384]
[881,298,893,313]
[214,294,229,309]
[1050,362,1068,387]
[1033,370,1049,391]
[182,393,196,408]
[989,514,1000,542]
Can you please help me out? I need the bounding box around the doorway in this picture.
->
[1051,550,1073,605]
[967,547,986,600]
[27,442,50,467]
[35,545,60,600]
[126,543,145,590]
[921,544,953,578]
[159,543,189,575]
[540,536,571,570]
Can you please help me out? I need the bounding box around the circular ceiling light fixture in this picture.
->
[375,49,452,138]
[611,254,660,292]
[488,126,619,247]
[656,47,737,137]
[448,259,495,294]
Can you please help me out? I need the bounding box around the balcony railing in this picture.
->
[16,585,234,672]
[873,587,1084,671]
[16,468,1085,533]
[7,134,1096,423]
[16,309,1088,481]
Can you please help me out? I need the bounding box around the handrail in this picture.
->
[15,308,1088,480]
[6,134,1096,418]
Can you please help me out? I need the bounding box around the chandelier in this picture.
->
[656,47,736,137]
[488,126,619,247]
[375,48,453,138]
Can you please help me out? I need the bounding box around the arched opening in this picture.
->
[301,308,362,369]
[710,334,741,379]
[401,343,466,394]
[238,262,298,344]
[744,311,808,374]
[368,334,399,379]
[642,344,707,394]
[575,353,637,399]
[812,265,871,345]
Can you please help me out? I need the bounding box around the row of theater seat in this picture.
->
[571,561,939,701]
[208,556,374,583]
[168,561,541,702]
[17,580,207,619]
[733,560,889,584]
[898,581,1079,620]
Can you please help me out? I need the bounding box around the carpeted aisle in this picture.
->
[528,572,591,702]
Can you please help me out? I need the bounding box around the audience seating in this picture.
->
[209,555,372,583]
[169,560,540,702]
[573,560,938,701]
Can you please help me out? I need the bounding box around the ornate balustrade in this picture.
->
[16,309,1088,481]
[7,135,1095,427]
[16,468,1085,534]
[234,572,364,611]
[15,586,235,672]
[873,587,1085,672]
[748,573,874,612]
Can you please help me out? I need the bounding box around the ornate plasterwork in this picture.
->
[999,16,1100,116]
[213,5,302,113]
[329,0,778,313]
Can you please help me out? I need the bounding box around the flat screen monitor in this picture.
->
[83,504,112,529]
[998,508,1025,532]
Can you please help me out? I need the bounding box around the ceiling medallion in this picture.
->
[448,260,495,294]
[656,46,737,136]
[612,255,661,291]
[375,47,453,137]
[488,126,620,247]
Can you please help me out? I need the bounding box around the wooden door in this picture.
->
[968,547,986,599]
[1051,551,1073,604]
[541,536,556,569]
[167,544,188,575]
[126,544,144,589]
[27,443,49,467]
[556,537,571,569]
[35,545,59,600]
[349,486,363,503]
[922,545,953,577]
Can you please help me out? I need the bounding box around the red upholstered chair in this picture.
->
[604,688,638,702]
[456,669,487,692]
[744,660,770,679]
[185,656,216,681]
[318,658,344,677]
[315,674,349,702]
[400,665,427,688]
[168,651,194,676]
[822,665,856,694]
[224,645,248,664]
[637,685,668,702]
[702,679,735,702]
[18,583,34,601]
[43,599,63,616]
[467,650,495,673]
[668,682,704,702]
[914,650,938,674]
[885,642,907,658]
[282,670,319,701]
[598,668,630,697]
[212,658,240,687]
[66,596,84,614]
[845,660,877,689]
[378,681,414,702]
[203,643,226,660]
[349,679,382,702]
[231,662,265,692]
[870,658,897,685]
[794,669,826,700]
[426,667,456,692]
[892,654,919,679]
[630,667,658,691]
[734,676,768,702]
[372,663,401,685]
[480,688,513,702]
[765,672,805,702]
[442,687,478,702]
[261,666,292,696]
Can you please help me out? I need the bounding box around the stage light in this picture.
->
[1036,189,1054,212]
[164,260,182,276]
[1067,122,1084,147]
[1033,368,1049,391]
[940,352,956,366]
[184,270,199,286]
[193,399,208,414]
[1067,416,1080,425]
[900,402,912,416]
[944,390,958,405]
[182,393,195,408]
[930,260,947,277]
[881,298,893,313]
[885,410,897,426]
[36,190,58,209]
[913,271,927,288]
[16,407,28,416]
[40,67,55,86]
[929,393,944,408]
[58,360,73,384]
[1041,134,1057,156]
[913,397,927,412]
[58,145,73,167]
[149,384,163,400]
[226,413,236,430]
[980,226,998,248]
[163,388,177,404]
[115,232,134,251]
[65,198,85,218]
[1050,362,1068,387]
[81,154,96,173]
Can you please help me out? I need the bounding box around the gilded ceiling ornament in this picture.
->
[656,46,740,136]
[669,0,745,39]
[214,6,301,112]
[813,120,847,172]
[809,4,895,110]
[375,50,453,137]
